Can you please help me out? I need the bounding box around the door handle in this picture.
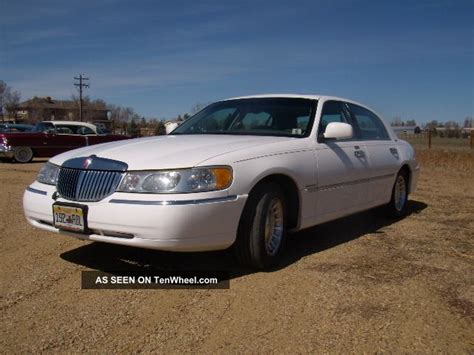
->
[354,150,365,158]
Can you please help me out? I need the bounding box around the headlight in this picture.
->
[37,162,60,185]
[117,166,233,193]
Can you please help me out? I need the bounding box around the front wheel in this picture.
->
[386,170,409,217]
[234,183,287,269]
[13,147,34,163]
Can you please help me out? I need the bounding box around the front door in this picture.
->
[314,100,370,223]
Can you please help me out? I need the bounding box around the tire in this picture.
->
[234,183,287,269]
[13,147,34,163]
[386,169,409,217]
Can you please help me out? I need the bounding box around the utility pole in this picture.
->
[74,74,89,122]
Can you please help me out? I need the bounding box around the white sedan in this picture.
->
[23,95,419,269]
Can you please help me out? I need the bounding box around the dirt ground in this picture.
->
[1,146,473,353]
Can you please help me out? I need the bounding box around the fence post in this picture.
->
[428,130,432,149]
[471,132,473,149]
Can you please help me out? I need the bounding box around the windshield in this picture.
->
[172,98,317,138]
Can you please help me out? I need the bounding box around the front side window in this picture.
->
[348,104,389,140]
[317,101,353,140]
[34,122,55,133]
[172,98,316,138]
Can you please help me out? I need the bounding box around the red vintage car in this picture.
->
[0,121,130,163]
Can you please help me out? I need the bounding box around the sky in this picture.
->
[1,0,473,123]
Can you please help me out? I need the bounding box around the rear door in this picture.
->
[314,100,370,222]
[347,103,400,206]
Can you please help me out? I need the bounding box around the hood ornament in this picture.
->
[83,156,94,169]
[62,154,128,171]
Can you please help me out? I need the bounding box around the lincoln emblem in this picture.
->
[83,157,93,169]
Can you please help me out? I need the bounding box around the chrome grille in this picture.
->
[57,168,123,202]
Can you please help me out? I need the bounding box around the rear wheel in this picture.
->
[234,183,287,269]
[13,147,34,163]
[386,170,409,217]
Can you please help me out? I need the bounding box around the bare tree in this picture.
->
[190,102,210,115]
[463,116,473,128]
[108,104,141,134]
[425,120,439,130]
[0,80,21,121]
[391,117,404,126]
[4,91,21,119]
[0,81,7,110]
[444,121,459,129]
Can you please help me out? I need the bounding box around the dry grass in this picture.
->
[405,136,474,173]
[416,150,473,173]
[405,136,472,152]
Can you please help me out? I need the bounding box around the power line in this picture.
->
[74,74,89,122]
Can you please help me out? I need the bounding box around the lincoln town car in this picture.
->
[23,95,419,268]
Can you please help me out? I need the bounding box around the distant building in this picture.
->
[139,127,156,137]
[164,121,180,134]
[17,96,109,124]
[391,125,421,137]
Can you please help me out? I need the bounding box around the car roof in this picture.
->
[225,94,368,107]
[222,94,385,122]
[43,121,97,130]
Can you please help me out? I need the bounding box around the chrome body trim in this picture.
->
[57,155,128,202]
[57,168,124,202]
[62,155,128,171]
[0,143,13,158]
[109,195,238,206]
[26,186,48,196]
[304,173,395,192]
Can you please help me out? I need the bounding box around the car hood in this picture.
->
[49,134,295,170]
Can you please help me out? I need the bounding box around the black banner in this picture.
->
[81,271,230,289]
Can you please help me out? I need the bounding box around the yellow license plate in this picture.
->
[53,204,86,233]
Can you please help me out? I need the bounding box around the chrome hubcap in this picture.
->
[16,148,31,162]
[394,175,407,211]
[264,198,284,256]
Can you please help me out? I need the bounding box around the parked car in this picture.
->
[23,95,419,268]
[0,123,34,133]
[0,121,130,163]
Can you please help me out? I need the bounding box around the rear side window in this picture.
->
[77,126,95,135]
[348,104,389,140]
[56,125,75,134]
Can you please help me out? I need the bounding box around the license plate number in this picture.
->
[53,204,87,233]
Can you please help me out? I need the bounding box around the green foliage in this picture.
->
[128,118,139,137]
[154,121,166,135]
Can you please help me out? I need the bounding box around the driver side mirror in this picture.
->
[323,122,353,140]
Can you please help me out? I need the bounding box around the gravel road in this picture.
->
[1,153,472,353]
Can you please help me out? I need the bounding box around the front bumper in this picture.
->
[0,144,14,159]
[23,182,248,252]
